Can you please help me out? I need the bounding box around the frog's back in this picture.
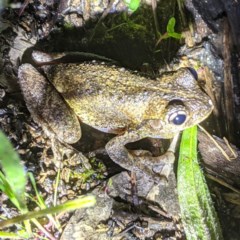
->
[50,62,154,92]
[48,63,164,132]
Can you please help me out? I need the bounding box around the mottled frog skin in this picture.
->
[18,52,213,178]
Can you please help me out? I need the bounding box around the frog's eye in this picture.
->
[168,111,187,125]
[187,67,198,80]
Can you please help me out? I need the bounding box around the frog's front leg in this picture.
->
[106,130,177,180]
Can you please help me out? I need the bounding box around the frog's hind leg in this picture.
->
[18,64,81,144]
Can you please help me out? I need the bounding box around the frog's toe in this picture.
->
[134,151,175,180]
[151,152,175,179]
[152,162,173,180]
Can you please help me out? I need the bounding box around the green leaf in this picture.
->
[124,0,141,12]
[0,230,27,239]
[167,17,176,33]
[0,195,96,229]
[28,173,46,209]
[0,171,20,208]
[0,131,27,212]
[177,126,223,240]
[168,32,182,39]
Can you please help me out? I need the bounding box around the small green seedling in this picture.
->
[124,0,141,12]
[156,17,182,46]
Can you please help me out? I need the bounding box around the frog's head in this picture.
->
[146,68,214,138]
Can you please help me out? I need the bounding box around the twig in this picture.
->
[198,125,237,161]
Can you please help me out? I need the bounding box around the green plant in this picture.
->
[177,126,223,240]
[0,131,96,238]
[124,0,141,12]
[156,17,182,46]
[0,131,27,212]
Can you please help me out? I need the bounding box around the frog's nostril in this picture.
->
[187,67,198,80]
[169,111,187,125]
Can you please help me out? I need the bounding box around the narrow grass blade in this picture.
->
[177,126,223,240]
[28,173,46,209]
[28,172,61,231]
[0,231,27,239]
[0,131,27,211]
[0,195,96,229]
[0,171,20,208]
